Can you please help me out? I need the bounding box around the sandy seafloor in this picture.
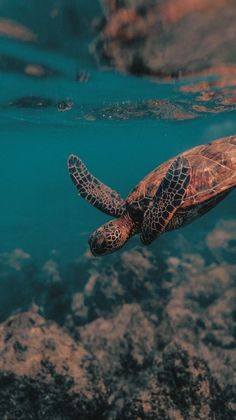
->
[0,0,235,418]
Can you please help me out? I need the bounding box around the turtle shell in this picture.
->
[126,135,236,214]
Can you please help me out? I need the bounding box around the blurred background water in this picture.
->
[0,0,236,265]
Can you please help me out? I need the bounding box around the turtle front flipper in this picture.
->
[68,154,126,218]
[141,157,191,244]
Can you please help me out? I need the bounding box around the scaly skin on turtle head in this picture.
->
[89,214,136,256]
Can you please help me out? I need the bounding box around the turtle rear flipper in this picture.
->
[141,156,191,244]
[68,154,126,218]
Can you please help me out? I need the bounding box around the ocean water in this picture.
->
[0,2,236,418]
[0,0,236,267]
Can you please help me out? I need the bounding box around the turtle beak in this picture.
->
[88,231,107,256]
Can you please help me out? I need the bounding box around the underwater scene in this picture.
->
[0,0,235,418]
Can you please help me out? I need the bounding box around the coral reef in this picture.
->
[0,219,235,418]
[0,310,106,420]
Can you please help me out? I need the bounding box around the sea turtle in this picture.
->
[67,135,236,256]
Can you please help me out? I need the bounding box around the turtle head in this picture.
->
[89,215,135,256]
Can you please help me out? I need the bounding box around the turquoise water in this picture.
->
[1,2,236,266]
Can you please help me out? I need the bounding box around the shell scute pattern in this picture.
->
[127,135,236,212]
